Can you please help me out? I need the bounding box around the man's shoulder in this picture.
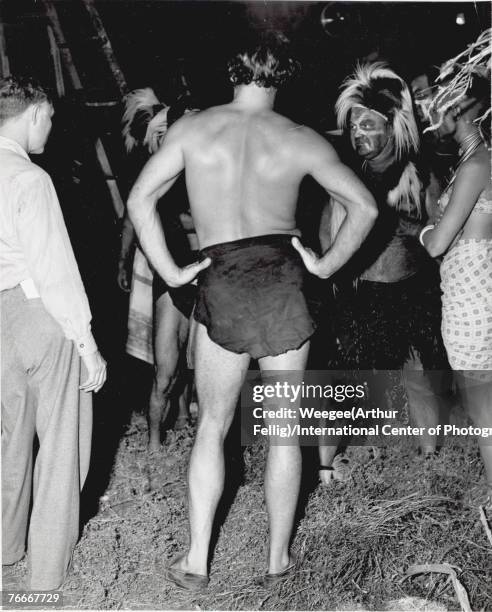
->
[13,161,50,187]
[0,151,49,186]
[182,104,236,126]
[166,107,225,141]
[281,123,337,161]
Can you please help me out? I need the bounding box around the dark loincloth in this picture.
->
[194,234,316,359]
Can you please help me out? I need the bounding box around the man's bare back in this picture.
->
[129,88,377,287]
[179,104,309,247]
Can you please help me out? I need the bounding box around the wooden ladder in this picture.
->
[0,0,129,221]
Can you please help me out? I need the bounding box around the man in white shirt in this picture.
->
[0,76,106,590]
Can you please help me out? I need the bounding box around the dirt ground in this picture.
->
[52,403,491,611]
[5,403,492,611]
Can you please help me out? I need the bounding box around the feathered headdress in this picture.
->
[329,64,424,252]
[121,87,170,154]
[425,28,491,134]
[336,62,420,160]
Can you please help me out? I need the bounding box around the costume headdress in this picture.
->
[425,28,491,135]
[122,87,170,154]
[329,63,424,249]
[336,62,420,160]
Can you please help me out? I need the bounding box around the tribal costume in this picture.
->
[326,64,449,370]
[122,89,198,360]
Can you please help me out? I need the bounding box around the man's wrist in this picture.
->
[75,332,98,357]
[161,264,183,287]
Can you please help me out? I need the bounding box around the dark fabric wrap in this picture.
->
[194,234,316,359]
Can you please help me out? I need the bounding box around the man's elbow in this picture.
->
[127,191,136,213]
[358,195,378,223]
[127,192,143,227]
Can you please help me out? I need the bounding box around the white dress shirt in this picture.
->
[0,136,97,356]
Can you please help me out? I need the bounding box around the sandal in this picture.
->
[319,453,352,485]
[256,554,297,588]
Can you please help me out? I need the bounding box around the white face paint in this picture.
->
[349,106,391,160]
[411,74,434,125]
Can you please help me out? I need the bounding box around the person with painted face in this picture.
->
[318,64,451,483]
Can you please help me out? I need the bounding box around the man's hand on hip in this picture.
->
[80,351,107,393]
[292,237,329,279]
[166,257,211,288]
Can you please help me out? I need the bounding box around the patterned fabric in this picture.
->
[441,238,492,375]
[126,247,154,364]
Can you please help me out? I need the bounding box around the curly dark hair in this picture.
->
[227,31,300,89]
[0,76,51,125]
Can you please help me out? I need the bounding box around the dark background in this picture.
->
[4,1,491,126]
[1,0,490,517]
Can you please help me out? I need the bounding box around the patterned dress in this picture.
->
[440,186,492,375]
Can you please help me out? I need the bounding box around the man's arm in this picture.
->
[293,132,377,278]
[117,212,135,292]
[16,170,106,392]
[127,117,209,287]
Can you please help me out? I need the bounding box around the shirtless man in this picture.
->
[128,34,377,589]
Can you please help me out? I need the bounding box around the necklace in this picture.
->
[457,129,483,159]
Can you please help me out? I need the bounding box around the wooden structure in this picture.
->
[1,0,130,220]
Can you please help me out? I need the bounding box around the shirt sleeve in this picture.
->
[14,168,98,356]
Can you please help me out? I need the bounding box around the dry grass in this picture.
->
[55,411,492,611]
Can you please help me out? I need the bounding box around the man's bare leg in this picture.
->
[259,342,310,575]
[457,374,492,499]
[175,317,192,429]
[172,322,249,576]
[148,292,188,451]
[403,356,444,456]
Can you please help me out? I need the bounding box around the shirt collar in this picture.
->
[0,136,30,160]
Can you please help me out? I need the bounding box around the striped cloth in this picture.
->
[126,247,154,364]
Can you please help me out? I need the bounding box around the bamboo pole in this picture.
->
[41,0,125,219]
[41,0,82,90]
[47,25,65,97]
[80,0,128,96]
[0,1,11,78]
[95,139,125,218]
